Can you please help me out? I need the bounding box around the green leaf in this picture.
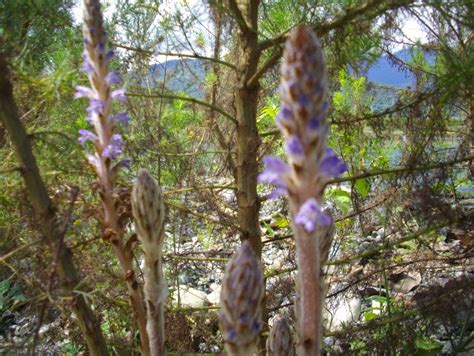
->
[0,280,11,295]
[263,221,275,237]
[354,178,370,198]
[330,188,352,214]
[368,295,388,303]
[415,337,443,351]
[363,311,378,321]
[273,215,289,229]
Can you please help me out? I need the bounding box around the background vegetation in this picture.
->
[0,0,473,354]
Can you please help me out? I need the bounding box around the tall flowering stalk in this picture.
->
[219,241,264,356]
[132,169,167,355]
[259,25,347,354]
[75,1,150,354]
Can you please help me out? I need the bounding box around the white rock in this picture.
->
[206,283,221,305]
[325,296,361,331]
[171,286,209,308]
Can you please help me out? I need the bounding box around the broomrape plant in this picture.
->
[75,1,344,354]
[75,1,151,355]
[259,25,347,355]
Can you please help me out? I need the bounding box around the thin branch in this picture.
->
[247,47,283,88]
[166,255,228,263]
[164,199,239,230]
[0,241,39,263]
[127,92,237,124]
[113,43,237,70]
[259,0,404,51]
[29,130,75,142]
[329,154,474,185]
[0,166,22,174]
[164,184,236,195]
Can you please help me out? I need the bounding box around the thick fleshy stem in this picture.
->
[132,169,166,356]
[76,1,149,354]
[266,316,294,356]
[258,25,347,355]
[219,241,265,356]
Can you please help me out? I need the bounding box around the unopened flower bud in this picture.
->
[219,241,264,356]
[132,169,165,253]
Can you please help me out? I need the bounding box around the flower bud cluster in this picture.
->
[219,241,264,356]
[259,25,347,233]
[75,0,130,179]
[132,169,166,255]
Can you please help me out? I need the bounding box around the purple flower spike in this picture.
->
[319,148,347,178]
[294,198,331,232]
[110,111,130,125]
[106,70,122,85]
[74,86,94,99]
[286,136,304,163]
[103,134,123,160]
[78,129,98,145]
[111,89,127,102]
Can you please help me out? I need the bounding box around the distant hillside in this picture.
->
[366,48,435,88]
[147,58,206,99]
[145,49,434,110]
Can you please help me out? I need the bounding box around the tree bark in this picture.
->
[0,54,109,355]
[231,0,262,258]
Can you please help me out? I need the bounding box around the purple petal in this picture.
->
[80,58,95,74]
[294,198,330,233]
[74,86,94,99]
[103,134,123,160]
[276,105,294,129]
[106,49,114,62]
[319,148,347,178]
[86,99,105,116]
[267,186,288,199]
[308,116,320,130]
[298,94,310,106]
[111,89,126,102]
[277,105,293,121]
[285,136,304,162]
[110,111,130,125]
[262,156,290,174]
[258,156,290,198]
[106,70,122,85]
[86,153,100,169]
[78,129,98,145]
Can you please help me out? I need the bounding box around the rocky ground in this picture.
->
[1,191,472,354]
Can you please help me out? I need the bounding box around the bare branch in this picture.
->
[127,92,237,124]
[113,43,237,70]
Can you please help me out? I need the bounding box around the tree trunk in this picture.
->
[0,54,109,356]
[233,0,262,258]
